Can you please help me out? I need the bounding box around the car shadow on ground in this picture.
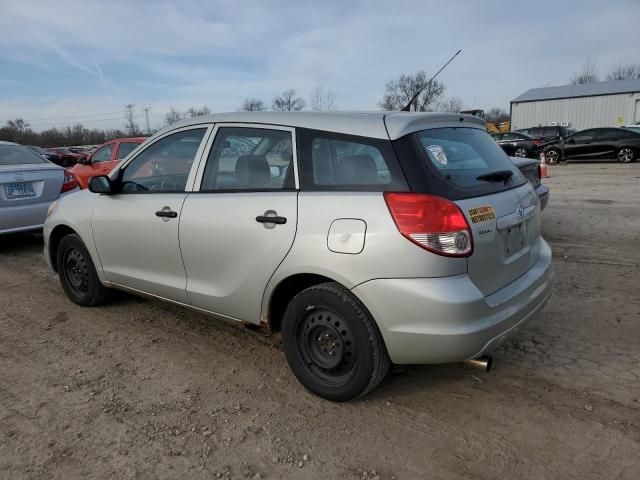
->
[0,232,44,253]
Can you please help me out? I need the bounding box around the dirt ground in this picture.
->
[1,163,639,479]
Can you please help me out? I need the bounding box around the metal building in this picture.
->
[510,79,640,131]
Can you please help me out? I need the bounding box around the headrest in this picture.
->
[234,154,270,187]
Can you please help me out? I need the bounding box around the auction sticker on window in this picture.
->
[468,205,496,224]
[426,145,447,165]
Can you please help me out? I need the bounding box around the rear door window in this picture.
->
[200,127,294,191]
[393,127,525,199]
[297,129,408,191]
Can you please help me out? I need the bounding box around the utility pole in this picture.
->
[143,107,151,135]
[124,104,139,136]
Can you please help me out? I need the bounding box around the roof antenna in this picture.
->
[401,49,462,112]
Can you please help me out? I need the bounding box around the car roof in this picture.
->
[0,141,19,146]
[153,111,487,141]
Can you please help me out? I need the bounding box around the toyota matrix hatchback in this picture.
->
[44,112,553,401]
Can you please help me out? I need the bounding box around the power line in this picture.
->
[24,110,126,122]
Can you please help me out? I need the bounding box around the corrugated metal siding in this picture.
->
[511,92,640,130]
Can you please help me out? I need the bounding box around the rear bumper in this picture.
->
[352,238,553,364]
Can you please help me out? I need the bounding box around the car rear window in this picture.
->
[297,128,408,191]
[393,127,526,200]
[0,145,48,165]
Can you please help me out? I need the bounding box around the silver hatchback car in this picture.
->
[44,112,552,401]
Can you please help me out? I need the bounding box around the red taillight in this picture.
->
[384,193,473,257]
[531,139,541,146]
[61,169,78,193]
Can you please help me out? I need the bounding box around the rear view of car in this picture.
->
[0,142,79,234]
[44,112,552,401]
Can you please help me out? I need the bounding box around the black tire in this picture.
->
[513,146,528,158]
[616,147,635,163]
[545,147,561,164]
[56,234,111,307]
[281,282,390,401]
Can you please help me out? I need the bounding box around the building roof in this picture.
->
[512,79,640,103]
[156,111,486,141]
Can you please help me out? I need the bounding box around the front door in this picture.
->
[92,127,209,302]
[180,125,298,323]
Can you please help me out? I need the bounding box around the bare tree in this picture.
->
[185,106,210,118]
[310,87,337,111]
[6,118,31,135]
[164,108,183,126]
[379,71,445,112]
[607,63,640,81]
[484,108,510,124]
[570,59,599,84]
[272,89,306,111]
[242,97,266,111]
[433,96,463,113]
[124,104,140,135]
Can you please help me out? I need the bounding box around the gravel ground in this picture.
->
[1,162,639,479]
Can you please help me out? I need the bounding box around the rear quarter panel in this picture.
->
[262,192,468,320]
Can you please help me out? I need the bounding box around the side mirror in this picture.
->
[88,175,114,194]
[79,156,90,165]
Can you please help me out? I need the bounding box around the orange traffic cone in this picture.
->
[539,152,550,178]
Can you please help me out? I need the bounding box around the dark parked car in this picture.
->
[45,147,84,167]
[515,125,574,142]
[511,156,549,210]
[491,132,542,158]
[545,127,640,163]
[28,145,63,164]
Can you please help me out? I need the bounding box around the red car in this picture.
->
[69,137,146,189]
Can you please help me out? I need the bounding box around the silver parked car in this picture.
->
[44,112,553,401]
[1,141,79,234]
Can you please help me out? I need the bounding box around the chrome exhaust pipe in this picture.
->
[463,355,492,372]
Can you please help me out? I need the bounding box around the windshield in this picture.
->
[0,145,49,165]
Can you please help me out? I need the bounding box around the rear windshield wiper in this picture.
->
[476,170,513,182]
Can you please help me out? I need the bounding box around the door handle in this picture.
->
[156,210,177,218]
[256,215,287,225]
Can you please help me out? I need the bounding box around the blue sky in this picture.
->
[1,0,639,131]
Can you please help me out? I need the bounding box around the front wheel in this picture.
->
[513,147,528,158]
[56,234,111,307]
[281,282,390,401]
[545,147,561,164]
[617,147,635,163]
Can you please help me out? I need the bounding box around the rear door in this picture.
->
[179,124,298,323]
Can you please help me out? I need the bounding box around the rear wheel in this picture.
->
[281,282,390,401]
[57,234,111,306]
[545,147,561,164]
[513,147,528,158]
[617,147,635,163]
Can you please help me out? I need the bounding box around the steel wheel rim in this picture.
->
[514,148,527,157]
[64,248,89,293]
[618,148,633,163]
[294,307,357,385]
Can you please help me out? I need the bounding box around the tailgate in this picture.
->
[456,183,541,296]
